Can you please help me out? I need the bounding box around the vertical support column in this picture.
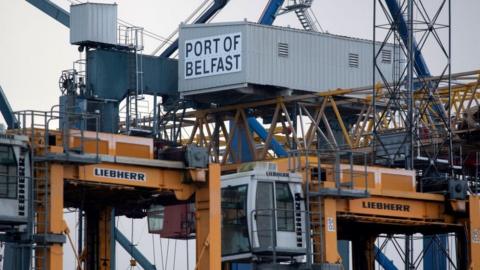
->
[322,198,341,264]
[85,207,114,270]
[338,240,350,270]
[195,164,221,270]
[468,195,480,268]
[423,235,447,270]
[351,234,375,270]
[230,121,253,163]
[48,164,64,270]
[98,207,114,270]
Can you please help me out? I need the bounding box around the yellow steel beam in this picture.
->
[195,164,221,270]
[329,97,353,147]
[468,195,480,269]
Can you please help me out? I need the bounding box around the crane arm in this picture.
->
[25,0,70,28]
[160,0,229,58]
[258,0,286,25]
[384,0,430,77]
[114,228,156,270]
[0,86,19,129]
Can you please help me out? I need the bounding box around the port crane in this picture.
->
[0,0,478,270]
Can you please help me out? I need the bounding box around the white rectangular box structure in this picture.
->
[178,22,402,96]
[70,3,118,46]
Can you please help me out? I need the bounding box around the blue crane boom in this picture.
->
[383,0,447,125]
[115,227,157,270]
[25,0,70,28]
[374,246,399,270]
[0,86,19,129]
[384,0,430,77]
[258,0,286,25]
[160,0,229,58]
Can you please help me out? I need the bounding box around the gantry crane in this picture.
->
[0,1,479,270]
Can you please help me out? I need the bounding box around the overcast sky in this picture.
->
[1,0,479,269]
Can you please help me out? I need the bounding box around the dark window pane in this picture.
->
[276,183,294,232]
[221,185,250,255]
[0,146,17,199]
[256,182,274,249]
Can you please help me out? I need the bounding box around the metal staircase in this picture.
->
[294,4,317,31]
[283,0,322,32]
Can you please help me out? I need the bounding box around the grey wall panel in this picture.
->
[87,49,178,100]
[70,3,117,45]
[178,22,402,95]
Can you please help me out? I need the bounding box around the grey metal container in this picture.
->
[178,21,402,96]
[70,3,118,46]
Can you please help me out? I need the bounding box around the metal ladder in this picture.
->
[31,161,49,270]
[305,157,327,266]
[22,113,51,270]
[308,194,326,264]
[124,27,145,131]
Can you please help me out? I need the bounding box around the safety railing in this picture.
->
[286,149,370,267]
[288,149,370,196]
[11,109,100,159]
[118,25,144,51]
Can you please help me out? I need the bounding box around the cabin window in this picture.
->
[0,145,17,199]
[275,183,295,232]
[256,182,275,249]
[221,185,250,255]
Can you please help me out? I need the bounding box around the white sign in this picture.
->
[327,217,335,232]
[94,168,146,182]
[184,32,242,79]
[473,229,480,244]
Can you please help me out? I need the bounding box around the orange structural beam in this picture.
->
[195,163,221,270]
[468,195,480,269]
[64,162,196,200]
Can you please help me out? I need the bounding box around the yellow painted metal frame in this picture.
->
[28,130,221,270]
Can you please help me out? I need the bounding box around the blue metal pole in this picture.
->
[230,120,254,162]
[0,86,19,129]
[374,246,398,270]
[338,240,350,269]
[423,235,447,270]
[258,0,286,25]
[160,0,229,58]
[25,0,70,28]
[247,117,288,157]
[114,227,156,270]
[383,0,430,77]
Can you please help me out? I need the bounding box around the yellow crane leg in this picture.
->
[37,164,64,270]
[322,198,341,264]
[98,207,113,269]
[195,163,221,270]
[468,195,480,269]
[85,206,114,269]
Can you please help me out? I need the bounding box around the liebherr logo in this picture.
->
[362,201,410,212]
[94,168,146,181]
[266,171,289,177]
